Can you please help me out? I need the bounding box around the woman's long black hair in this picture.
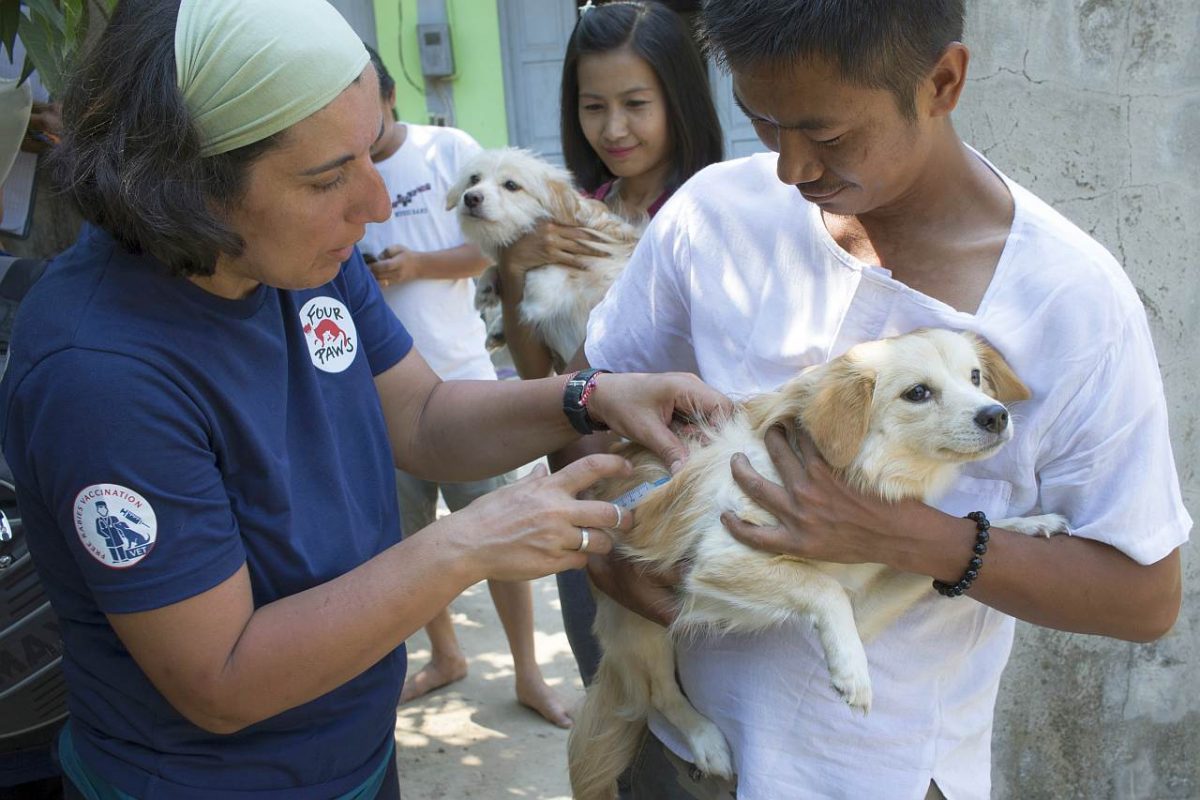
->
[560,1,723,194]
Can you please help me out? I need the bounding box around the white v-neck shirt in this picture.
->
[586,152,1191,800]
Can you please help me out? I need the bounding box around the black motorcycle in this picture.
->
[0,255,68,767]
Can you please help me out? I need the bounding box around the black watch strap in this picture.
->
[563,368,610,435]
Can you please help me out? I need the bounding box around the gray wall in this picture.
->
[328,0,378,48]
[954,1,1198,797]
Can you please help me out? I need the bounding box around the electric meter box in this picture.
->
[417,23,454,78]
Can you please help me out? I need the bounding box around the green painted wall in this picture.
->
[371,0,509,148]
[370,0,428,124]
[444,0,508,148]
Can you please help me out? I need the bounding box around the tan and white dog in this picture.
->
[446,148,642,369]
[568,328,1069,800]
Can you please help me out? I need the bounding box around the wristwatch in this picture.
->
[562,368,611,435]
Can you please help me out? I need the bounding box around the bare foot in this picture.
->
[516,672,573,728]
[400,655,468,704]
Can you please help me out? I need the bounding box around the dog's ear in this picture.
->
[445,173,469,212]
[970,334,1030,403]
[799,357,876,470]
[545,178,582,224]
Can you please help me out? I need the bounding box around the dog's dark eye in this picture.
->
[903,384,933,403]
[468,174,480,185]
[503,180,521,192]
[971,368,981,387]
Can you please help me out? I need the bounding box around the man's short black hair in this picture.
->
[700,0,965,118]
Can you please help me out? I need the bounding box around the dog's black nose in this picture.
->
[464,190,483,209]
[974,404,1009,434]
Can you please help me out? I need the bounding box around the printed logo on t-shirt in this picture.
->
[300,297,358,373]
[391,183,432,219]
[73,484,158,568]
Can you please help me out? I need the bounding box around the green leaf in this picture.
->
[24,0,65,35]
[6,0,112,93]
[0,1,20,65]
[65,1,83,43]
[17,10,64,96]
[18,50,34,84]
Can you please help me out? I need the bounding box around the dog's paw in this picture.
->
[831,668,873,715]
[995,513,1069,538]
[686,722,734,781]
[474,267,501,310]
[826,645,872,714]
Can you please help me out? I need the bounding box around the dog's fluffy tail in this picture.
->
[568,635,650,800]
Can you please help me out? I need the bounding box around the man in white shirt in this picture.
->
[359,47,572,727]
[563,1,1191,797]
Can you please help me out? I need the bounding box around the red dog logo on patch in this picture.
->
[299,297,358,373]
[303,318,349,348]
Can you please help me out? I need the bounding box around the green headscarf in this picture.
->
[175,0,370,157]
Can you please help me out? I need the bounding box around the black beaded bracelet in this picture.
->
[933,511,990,597]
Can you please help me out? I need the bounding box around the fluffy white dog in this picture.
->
[446,148,642,368]
[568,328,1069,800]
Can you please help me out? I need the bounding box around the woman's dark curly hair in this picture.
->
[50,0,284,277]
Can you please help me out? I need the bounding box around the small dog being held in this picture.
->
[446,148,642,369]
[568,328,1069,800]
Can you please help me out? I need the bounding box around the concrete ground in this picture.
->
[393,573,581,799]
[391,349,581,798]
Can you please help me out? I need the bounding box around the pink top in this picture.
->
[590,180,671,218]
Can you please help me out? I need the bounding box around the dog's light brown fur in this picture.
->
[567,329,1064,800]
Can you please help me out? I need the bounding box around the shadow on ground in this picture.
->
[395,576,582,799]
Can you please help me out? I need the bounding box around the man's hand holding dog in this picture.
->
[722,426,900,566]
[588,555,683,627]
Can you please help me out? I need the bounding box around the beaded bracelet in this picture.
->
[933,511,990,597]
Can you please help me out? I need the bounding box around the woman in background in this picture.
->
[499,0,723,381]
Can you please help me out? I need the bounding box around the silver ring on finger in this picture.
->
[610,503,623,529]
[576,527,590,552]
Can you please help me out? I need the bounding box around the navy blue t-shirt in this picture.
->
[0,226,414,799]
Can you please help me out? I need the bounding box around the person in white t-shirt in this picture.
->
[358,46,572,727]
[561,1,1192,797]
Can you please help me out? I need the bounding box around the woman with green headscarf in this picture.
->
[0,1,731,797]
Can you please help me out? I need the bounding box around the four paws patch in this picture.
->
[300,297,358,373]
